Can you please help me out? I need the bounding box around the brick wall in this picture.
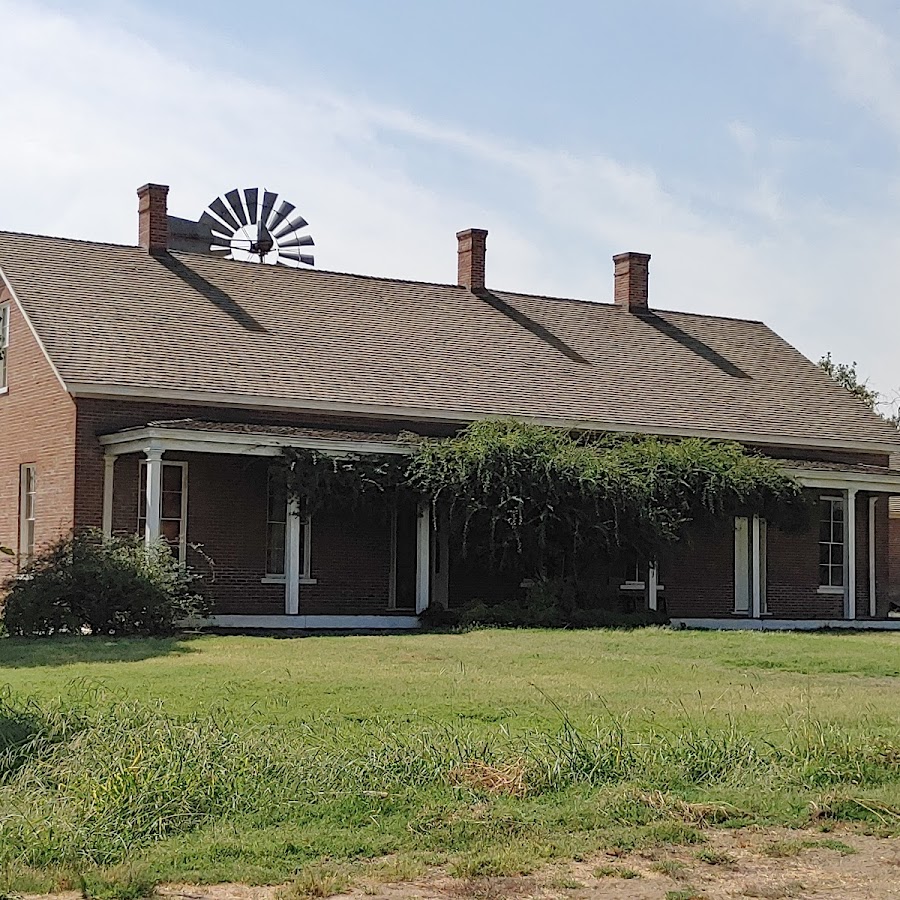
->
[107,449,394,616]
[0,289,76,579]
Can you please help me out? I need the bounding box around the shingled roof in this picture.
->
[0,230,895,452]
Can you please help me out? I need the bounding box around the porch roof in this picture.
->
[98,418,900,492]
[98,419,413,456]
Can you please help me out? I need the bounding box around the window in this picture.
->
[266,471,288,577]
[265,471,313,583]
[18,464,36,564]
[0,303,9,390]
[819,496,845,590]
[138,461,188,562]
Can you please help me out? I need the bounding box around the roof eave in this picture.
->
[69,382,900,457]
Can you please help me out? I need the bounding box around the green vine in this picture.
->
[276,421,806,575]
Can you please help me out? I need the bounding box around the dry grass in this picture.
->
[449,760,529,797]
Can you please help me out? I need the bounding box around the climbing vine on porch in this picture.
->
[276,420,807,578]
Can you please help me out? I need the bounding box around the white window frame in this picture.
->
[818,494,846,594]
[0,302,10,393]
[262,473,314,586]
[18,464,36,565]
[138,460,188,563]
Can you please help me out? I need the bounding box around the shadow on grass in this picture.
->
[0,634,201,668]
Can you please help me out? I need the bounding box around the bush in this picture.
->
[1,530,211,636]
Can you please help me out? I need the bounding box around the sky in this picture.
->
[2,0,900,396]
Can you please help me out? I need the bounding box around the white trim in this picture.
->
[142,450,164,547]
[869,495,877,618]
[102,455,115,537]
[817,585,845,595]
[788,470,900,491]
[415,501,431,614]
[671,617,900,631]
[0,301,9,392]
[847,488,857,620]
[71,381,900,455]
[207,614,420,630]
[0,266,70,395]
[648,562,658,612]
[99,426,411,458]
[18,463,36,564]
[285,497,302,615]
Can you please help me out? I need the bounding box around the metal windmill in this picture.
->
[198,188,315,266]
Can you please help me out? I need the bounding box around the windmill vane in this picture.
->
[198,188,315,268]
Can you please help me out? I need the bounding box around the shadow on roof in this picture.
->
[477,290,590,365]
[153,253,268,334]
[640,312,750,379]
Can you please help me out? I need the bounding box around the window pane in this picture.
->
[162,491,182,518]
[819,543,830,565]
[832,543,843,565]
[832,565,844,587]
[833,502,843,522]
[161,520,181,544]
[267,523,285,575]
[832,522,843,543]
[268,482,287,522]
[162,465,182,492]
[819,564,829,586]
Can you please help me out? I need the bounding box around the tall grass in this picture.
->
[3,688,900,878]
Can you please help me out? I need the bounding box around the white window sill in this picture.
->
[261,576,318,585]
[0,386,8,396]
[817,586,845,595]
[620,582,666,591]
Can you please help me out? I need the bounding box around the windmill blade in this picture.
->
[278,235,315,249]
[199,212,232,240]
[268,200,296,232]
[260,191,278,231]
[224,189,248,226]
[279,248,315,266]
[209,197,241,232]
[209,233,233,249]
[272,214,309,240]
[243,188,259,225]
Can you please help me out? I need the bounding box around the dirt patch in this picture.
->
[27,827,900,900]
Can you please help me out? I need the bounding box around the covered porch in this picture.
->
[98,420,449,630]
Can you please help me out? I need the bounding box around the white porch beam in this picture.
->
[102,455,115,538]
[144,448,164,547]
[869,496,877,618]
[285,496,302,615]
[847,488,858,620]
[415,501,431,614]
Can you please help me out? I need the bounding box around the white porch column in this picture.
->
[751,515,763,619]
[847,488,858,620]
[144,448,164,547]
[869,496,878,617]
[102,455,115,538]
[415,500,431,614]
[648,562,659,612]
[285,496,302,615]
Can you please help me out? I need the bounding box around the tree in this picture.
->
[818,353,879,409]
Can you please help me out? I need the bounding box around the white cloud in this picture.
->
[3,0,900,395]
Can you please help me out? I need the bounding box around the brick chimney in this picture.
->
[137,183,169,254]
[457,228,488,292]
[613,251,651,313]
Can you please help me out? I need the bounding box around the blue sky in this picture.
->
[3,0,900,399]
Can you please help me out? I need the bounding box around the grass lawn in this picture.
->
[3,628,900,895]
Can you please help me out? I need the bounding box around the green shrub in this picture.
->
[1,530,210,637]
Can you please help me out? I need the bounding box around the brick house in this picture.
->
[1,182,899,630]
